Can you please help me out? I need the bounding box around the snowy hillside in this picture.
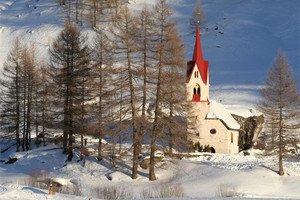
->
[0,0,299,109]
[1,140,300,199]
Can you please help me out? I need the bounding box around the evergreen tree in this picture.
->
[49,22,90,161]
[0,39,23,152]
[112,5,140,179]
[149,0,174,181]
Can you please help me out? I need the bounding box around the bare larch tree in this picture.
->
[49,22,89,161]
[259,51,299,176]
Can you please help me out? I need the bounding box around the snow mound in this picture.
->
[107,171,132,182]
[206,100,240,130]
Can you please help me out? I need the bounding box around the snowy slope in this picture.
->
[1,143,300,199]
[0,184,91,200]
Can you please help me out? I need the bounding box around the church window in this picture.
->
[197,87,200,94]
[210,129,216,134]
[231,133,234,143]
[193,88,196,94]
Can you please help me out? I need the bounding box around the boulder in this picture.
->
[232,114,264,150]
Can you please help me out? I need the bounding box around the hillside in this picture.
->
[1,138,300,199]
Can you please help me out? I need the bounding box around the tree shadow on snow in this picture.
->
[93,156,148,180]
[22,186,47,194]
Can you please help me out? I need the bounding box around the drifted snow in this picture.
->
[206,100,240,130]
[1,143,300,199]
[0,184,92,200]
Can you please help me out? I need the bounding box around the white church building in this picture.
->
[187,27,240,154]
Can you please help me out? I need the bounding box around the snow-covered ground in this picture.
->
[1,143,300,199]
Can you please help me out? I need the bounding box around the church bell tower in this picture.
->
[186,26,209,103]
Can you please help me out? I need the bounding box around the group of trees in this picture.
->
[0,40,49,152]
[0,0,187,181]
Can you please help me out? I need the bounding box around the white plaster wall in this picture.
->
[186,64,209,102]
[187,102,239,154]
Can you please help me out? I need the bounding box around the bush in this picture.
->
[142,185,184,198]
[91,186,132,200]
[217,184,240,198]
[20,170,82,196]
[203,145,211,152]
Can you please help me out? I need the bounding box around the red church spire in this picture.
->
[191,26,209,84]
[192,26,204,62]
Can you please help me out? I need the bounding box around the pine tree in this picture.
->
[20,46,38,151]
[160,26,187,155]
[0,40,39,152]
[49,22,89,161]
[259,51,299,176]
[91,32,114,160]
[112,5,140,179]
[136,6,155,155]
[149,0,174,181]
[0,39,23,152]
[34,66,53,146]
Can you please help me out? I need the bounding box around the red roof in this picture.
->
[187,27,209,84]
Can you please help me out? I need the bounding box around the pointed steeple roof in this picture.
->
[187,26,209,84]
[193,26,204,62]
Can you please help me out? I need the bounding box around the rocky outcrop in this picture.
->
[232,114,264,150]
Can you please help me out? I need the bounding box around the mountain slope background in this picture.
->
[0,0,299,108]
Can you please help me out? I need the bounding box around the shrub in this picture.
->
[217,184,240,198]
[203,145,210,152]
[142,185,184,199]
[91,186,132,200]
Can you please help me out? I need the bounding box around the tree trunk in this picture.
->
[22,87,27,151]
[127,49,138,180]
[149,61,162,181]
[168,104,174,155]
[15,64,20,152]
[25,81,32,151]
[278,106,284,176]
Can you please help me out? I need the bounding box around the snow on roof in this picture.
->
[206,100,240,130]
[227,106,262,118]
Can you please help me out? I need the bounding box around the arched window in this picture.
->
[192,84,201,102]
[210,129,217,134]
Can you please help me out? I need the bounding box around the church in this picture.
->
[187,27,241,154]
